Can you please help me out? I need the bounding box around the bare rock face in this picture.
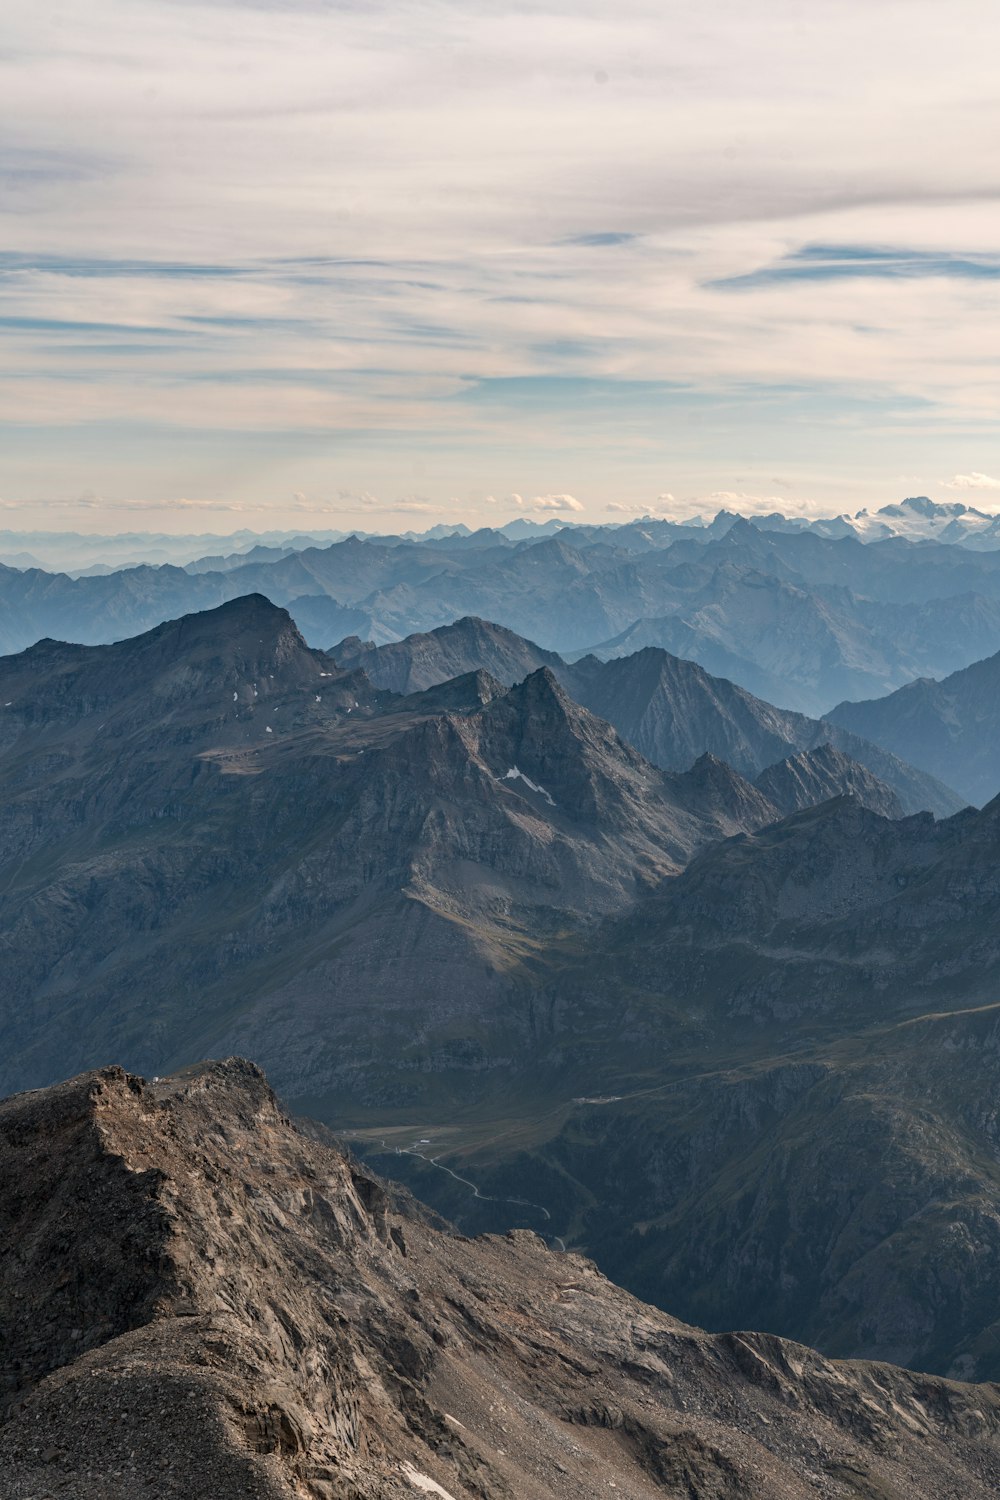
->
[753,743,904,819]
[4,1059,1000,1499]
[330,616,564,695]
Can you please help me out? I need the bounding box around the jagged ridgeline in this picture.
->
[2,593,1000,1395]
[5,1058,1000,1499]
[5,508,1000,717]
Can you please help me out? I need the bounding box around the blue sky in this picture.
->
[2,0,1000,532]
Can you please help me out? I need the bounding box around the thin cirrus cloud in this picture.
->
[1,0,1000,529]
[708,245,1000,291]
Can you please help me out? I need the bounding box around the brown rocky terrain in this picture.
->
[5,1058,1000,1500]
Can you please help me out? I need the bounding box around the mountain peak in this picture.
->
[0,593,328,740]
[670,751,781,830]
[397,668,507,714]
[330,616,561,694]
[504,664,579,720]
[133,593,319,683]
[755,742,904,819]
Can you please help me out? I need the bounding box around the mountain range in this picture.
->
[332,615,963,814]
[359,786,1000,1382]
[0,595,801,1103]
[4,595,1000,1388]
[3,503,1000,714]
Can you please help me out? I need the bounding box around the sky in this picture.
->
[2,0,1000,534]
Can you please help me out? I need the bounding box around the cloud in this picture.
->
[944,472,1000,490]
[709,245,1000,292]
[530,494,583,512]
[347,492,439,515]
[606,494,690,517]
[708,491,787,512]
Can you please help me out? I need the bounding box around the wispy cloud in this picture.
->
[606,493,678,515]
[709,245,1000,291]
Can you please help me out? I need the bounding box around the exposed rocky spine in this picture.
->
[5,1058,1000,1499]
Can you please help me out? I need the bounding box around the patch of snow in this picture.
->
[500,765,556,806]
[233,692,238,702]
[265,726,273,734]
[401,1465,458,1499]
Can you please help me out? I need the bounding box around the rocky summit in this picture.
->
[5,1058,1000,1500]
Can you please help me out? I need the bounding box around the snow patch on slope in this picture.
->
[401,1464,459,1498]
[500,765,556,806]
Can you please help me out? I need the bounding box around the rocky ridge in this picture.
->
[5,1058,1000,1499]
[753,743,903,818]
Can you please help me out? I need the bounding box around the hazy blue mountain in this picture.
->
[2,512,1000,725]
[828,646,1000,805]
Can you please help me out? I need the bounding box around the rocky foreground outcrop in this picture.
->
[3,1060,1000,1498]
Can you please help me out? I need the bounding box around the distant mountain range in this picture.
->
[2,494,998,572]
[2,501,1000,714]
